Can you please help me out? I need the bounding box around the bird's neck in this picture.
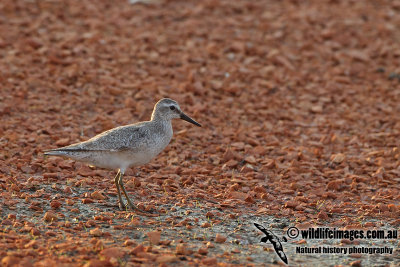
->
[151,114,172,128]
[150,117,173,141]
[150,111,163,121]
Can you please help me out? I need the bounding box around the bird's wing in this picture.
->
[254,223,288,264]
[254,223,269,235]
[47,124,149,153]
[272,244,288,264]
[269,233,288,264]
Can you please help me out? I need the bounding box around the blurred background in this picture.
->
[0,0,399,265]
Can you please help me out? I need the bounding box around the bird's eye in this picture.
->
[170,106,175,110]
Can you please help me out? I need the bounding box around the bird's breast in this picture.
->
[149,126,173,156]
[131,122,173,166]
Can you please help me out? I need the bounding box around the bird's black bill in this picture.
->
[180,112,201,127]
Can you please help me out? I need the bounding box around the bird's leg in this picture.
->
[117,172,155,215]
[118,171,138,211]
[114,170,125,210]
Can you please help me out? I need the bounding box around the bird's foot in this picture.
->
[127,203,159,217]
[119,201,126,211]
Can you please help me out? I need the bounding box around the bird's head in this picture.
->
[151,98,201,127]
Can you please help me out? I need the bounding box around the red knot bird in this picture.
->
[44,98,201,211]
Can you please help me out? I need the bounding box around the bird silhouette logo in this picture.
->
[254,223,288,264]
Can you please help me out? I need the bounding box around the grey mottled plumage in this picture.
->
[44,98,201,211]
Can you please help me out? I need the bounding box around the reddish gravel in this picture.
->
[1,0,400,266]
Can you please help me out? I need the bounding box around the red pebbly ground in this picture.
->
[0,0,399,266]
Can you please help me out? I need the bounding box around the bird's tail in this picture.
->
[44,149,69,156]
